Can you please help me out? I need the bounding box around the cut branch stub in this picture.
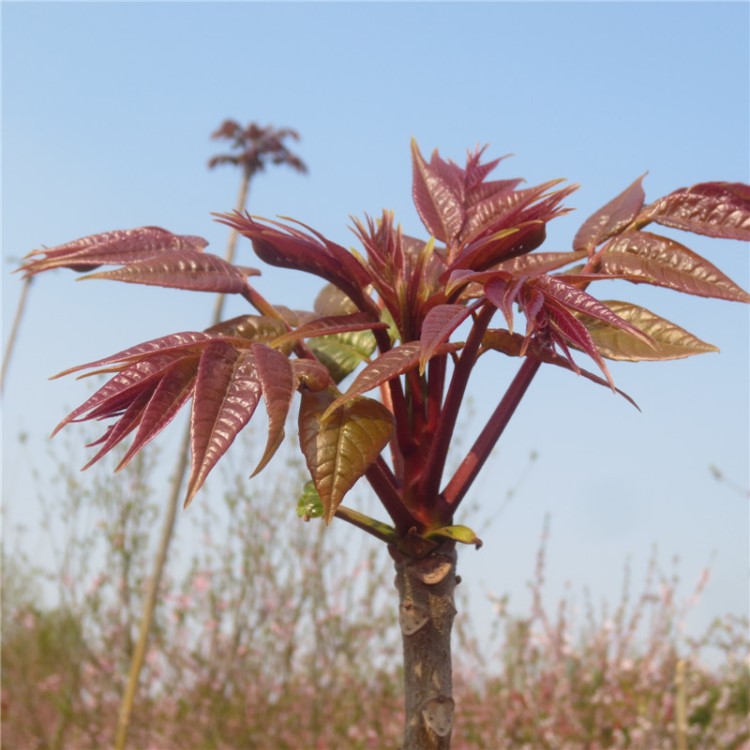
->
[421,696,455,739]
[399,598,430,635]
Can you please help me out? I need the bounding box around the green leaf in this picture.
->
[576,300,720,361]
[206,314,288,342]
[297,480,324,519]
[298,390,394,524]
[306,329,377,383]
[425,524,483,548]
[600,231,750,303]
[314,283,359,316]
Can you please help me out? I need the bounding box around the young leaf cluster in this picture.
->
[19,141,749,546]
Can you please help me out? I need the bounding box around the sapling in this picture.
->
[19,140,749,749]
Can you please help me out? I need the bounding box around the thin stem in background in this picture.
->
[1,275,33,394]
[114,167,253,750]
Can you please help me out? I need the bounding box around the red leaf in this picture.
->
[600,231,750,302]
[215,212,375,314]
[52,354,181,436]
[19,226,208,277]
[250,343,295,476]
[115,357,199,471]
[186,341,262,507]
[81,391,152,469]
[532,275,653,346]
[420,304,476,371]
[52,332,221,379]
[81,250,256,294]
[482,329,639,408]
[484,277,523,332]
[498,250,587,276]
[640,182,750,240]
[450,222,548,272]
[323,342,422,417]
[272,313,387,347]
[545,303,614,388]
[411,139,464,243]
[573,174,646,251]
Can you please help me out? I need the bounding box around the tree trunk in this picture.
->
[390,542,458,750]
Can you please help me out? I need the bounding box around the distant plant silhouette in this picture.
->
[18,140,749,749]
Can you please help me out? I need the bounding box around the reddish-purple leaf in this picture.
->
[52,354,181,436]
[420,304,477,371]
[599,231,750,302]
[323,342,422,418]
[497,250,587,276]
[532,275,653,346]
[484,277,523,332]
[545,303,614,388]
[272,313,387,347]
[115,357,199,471]
[81,250,256,294]
[639,182,750,240]
[450,221,548,272]
[186,341,262,507]
[411,139,464,243]
[52,332,221,379]
[215,212,375,314]
[19,226,208,277]
[481,329,639,408]
[573,175,646,251]
[250,343,295,476]
[81,391,152,469]
[460,179,575,248]
[298,389,394,523]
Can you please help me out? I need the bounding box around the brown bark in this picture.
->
[390,542,458,750]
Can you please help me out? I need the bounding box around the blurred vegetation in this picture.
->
[3,432,748,749]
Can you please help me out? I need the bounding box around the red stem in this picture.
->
[417,303,495,507]
[442,356,541,509]
[366,457,417,533]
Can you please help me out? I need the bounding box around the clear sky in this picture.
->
[3,2,748,650]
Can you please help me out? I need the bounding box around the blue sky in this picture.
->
[3,2,748,649]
